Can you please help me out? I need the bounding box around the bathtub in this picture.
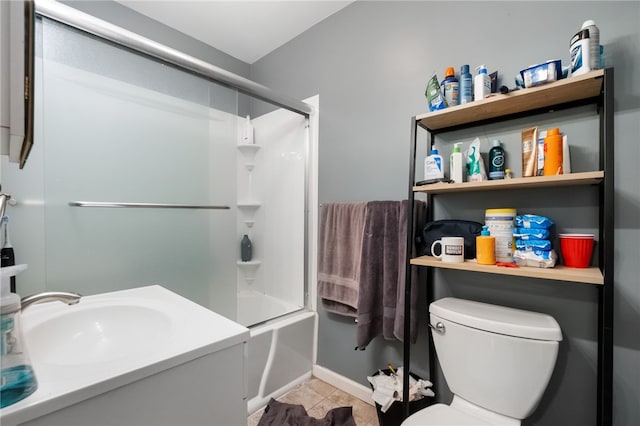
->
[237,290,303,328]
[245,309,317,414]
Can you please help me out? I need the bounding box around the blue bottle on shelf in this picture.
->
[459,64,473,104]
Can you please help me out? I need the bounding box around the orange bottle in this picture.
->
[544,128,563,175]
[476,226,496,265]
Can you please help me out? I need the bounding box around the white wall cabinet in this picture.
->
[1,0,33,168]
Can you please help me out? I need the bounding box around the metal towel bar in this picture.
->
[68,201,230,210]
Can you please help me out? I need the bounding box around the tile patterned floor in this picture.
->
[247,377,379,426]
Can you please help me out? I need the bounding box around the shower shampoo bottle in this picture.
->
[241,234,253,262]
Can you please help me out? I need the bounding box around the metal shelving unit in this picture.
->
[402,68,614,425]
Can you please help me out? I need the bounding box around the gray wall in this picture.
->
[251,2,640,425]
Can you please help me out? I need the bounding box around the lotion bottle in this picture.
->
[476,226,496,265]
[424,149,444,180]
[450,143,464,183]
[474,65,491,101]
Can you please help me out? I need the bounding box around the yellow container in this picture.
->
[485,208,516,263]
[476,229,496,265]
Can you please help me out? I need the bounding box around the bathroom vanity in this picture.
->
[0,285,250,426]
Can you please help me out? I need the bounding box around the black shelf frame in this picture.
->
[401,68,614,425]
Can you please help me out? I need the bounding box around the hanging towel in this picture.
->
[393,200,426,344]
[318,202,368,317]
[356,200,426,350]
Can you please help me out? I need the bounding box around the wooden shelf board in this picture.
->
[416,69,604,131]
[410,256,603,285]
[413,171,604,194]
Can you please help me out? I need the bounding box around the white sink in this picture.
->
[26,303,172,366]
[0,285,250,426]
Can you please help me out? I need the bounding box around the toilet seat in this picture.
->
[401,403,491,426]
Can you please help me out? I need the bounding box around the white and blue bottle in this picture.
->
[425,149,444,181]
[474,65,491,101]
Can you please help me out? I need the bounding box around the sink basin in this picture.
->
[26,304,172,365]
[0,285,250,426]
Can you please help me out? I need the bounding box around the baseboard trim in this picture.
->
[312,364,374,406]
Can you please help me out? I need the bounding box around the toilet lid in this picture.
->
[430,297,562,341]
[402,403,491,426]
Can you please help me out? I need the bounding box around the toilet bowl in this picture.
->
[402,297,562,425]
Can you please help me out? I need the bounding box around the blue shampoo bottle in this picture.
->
[459,64,473,104]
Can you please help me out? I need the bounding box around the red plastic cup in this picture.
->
[559,234,595,268]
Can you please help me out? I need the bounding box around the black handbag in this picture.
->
[423,219,483,259]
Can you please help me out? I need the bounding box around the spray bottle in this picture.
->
[450,143,464,183]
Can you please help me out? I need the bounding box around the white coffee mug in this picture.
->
[431,237,465,263]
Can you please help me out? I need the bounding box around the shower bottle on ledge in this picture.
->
[241,235,253,262]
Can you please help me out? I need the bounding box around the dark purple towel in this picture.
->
[356,200,426,350]
[257,398,356,426]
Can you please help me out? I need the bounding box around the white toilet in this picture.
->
[402,297,562,426]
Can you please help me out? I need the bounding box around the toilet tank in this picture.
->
[429,297,562,420]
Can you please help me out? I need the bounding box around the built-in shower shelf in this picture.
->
[237,260,261,285]
[237,260,262,267]
[237,144,261,161]
[237,202,261,210]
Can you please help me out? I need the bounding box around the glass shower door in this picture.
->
[39,19,238,318]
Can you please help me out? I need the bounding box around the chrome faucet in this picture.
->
[21,292,82,311]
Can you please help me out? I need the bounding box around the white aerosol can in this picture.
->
[581,20,600,70]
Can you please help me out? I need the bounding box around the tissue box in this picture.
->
[520,60,562,88]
